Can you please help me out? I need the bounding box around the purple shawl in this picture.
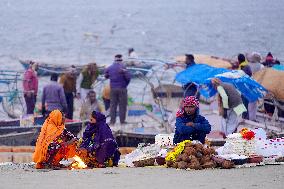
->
[81,111,120,164]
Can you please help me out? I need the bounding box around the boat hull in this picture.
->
[19,60,152,77]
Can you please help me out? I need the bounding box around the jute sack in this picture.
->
[253,68,284,100]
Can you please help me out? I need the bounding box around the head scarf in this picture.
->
[33,110,65,164]
[266,52,274,62]
[81,111,114,146]
[176,96,199,117]
[183,96,199,107]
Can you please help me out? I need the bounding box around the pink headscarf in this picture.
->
[176,96,199,117]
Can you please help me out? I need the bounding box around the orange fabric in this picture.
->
[34,143,76,169]
[65,143,77,158]
[51,143,77,166]
[33,110,65,164]
[102,84,110,100]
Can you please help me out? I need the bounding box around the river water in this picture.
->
[0,0,284,70]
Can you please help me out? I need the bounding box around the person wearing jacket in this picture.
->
[77,63,99,101]
[173,96,211,144]
[23,61,39,114]
[59,66,77,119]
[182,54,200,99]
[238,53,252,76]
[211,78,247,136]
[104,54,131,125]
[42,74,68,117]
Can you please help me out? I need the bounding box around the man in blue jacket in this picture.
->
[183,54,200,99]
[105,54,131,125]
[173,96,211,144]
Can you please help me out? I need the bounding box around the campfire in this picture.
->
[71,155,87,169]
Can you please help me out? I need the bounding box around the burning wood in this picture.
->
[71,155,87,169]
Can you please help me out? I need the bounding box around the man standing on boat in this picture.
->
[23,61,39,114]
[59,66,77,119]
[42,73,68,117]
[77,63,99,101]
[127,48,139,66]
[105,54,131,125]
[183,54,200,99]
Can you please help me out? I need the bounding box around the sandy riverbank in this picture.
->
[0,163,283,189]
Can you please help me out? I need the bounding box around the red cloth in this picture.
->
[182,96,199,108]
[265,56,274,62]
[176,96,199,117]
[23,68,38,95]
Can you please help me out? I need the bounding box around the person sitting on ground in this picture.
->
[42,73,68,117]
[173,96,211,144]
[33,110,77,169]
[238,53,252,76]
[247,52,264,74]
[182,54,200,99]
[80,91,103,121]
[211,78,247,137]
[262,52,276,67]
[78,111,120,168]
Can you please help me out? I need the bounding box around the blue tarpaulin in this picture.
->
[175,64,267,102]
[272,64,284,71]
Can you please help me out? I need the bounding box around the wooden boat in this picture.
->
[0,120,83,146]
[0,112,165,146]
[19,60,104,76]
[19,60,152,77]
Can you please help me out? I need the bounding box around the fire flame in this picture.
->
[71,155,87,169]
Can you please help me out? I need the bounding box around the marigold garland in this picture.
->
[240,128,255,140]
[165,140,191,162]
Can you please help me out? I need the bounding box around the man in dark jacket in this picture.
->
[23,61,38,114]
[183,54,200,99]
[42,73,68,117]
[104,54,131,125]
[173,96,211,144]
[59,66,77,119]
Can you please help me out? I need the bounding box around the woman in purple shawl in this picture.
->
[79,111,120,168]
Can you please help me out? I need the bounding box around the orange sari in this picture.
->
[33,110,76,168]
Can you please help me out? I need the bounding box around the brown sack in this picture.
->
[253,68,284,100]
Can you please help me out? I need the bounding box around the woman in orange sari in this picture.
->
[33,110,77,169]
